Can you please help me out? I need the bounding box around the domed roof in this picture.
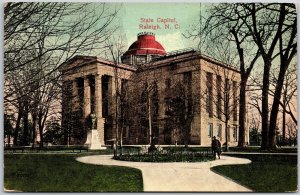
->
[123,32,167,56]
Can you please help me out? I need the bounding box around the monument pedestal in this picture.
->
[85,131,92,146]
[85,129,106,150]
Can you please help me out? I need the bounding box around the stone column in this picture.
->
[95,74,103,119]
[83,77,91,119]
[108,76,116,139]
[116,77,122,141]
[109,76,122,141]
[72,79,79,111]
[245,87,250,145]
[91,74,105,149]
[70,79,79,145]
[108,76,115,115]
[83,77,92,146]
[157,80,164,143]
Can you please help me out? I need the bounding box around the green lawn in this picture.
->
[211,154,297,192]
[4,154,143,192]
[228,146,297,153]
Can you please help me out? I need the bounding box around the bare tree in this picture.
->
[194,40,241,151]
[248,112,262,146]
[4,2,121,146]
[105,32,128,152]
[4,2,119,70]
[135,75,159,146]
[249,62,297,147]
[202,63,240,151]
[188,3,297,149]
[186,3,260,148]
[241,3,297,149]
[270,64,297,143]
[165,76,197,147]
[4,113,15,146]
[265,4,297,148]
[126,63,166,147]
[4,2,120,103]
[286,119,297,146]
[5,52,61,147]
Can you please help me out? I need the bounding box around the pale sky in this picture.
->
[120,3,202,52]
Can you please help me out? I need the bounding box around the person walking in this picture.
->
[212,136,221,159]
[113,141,117,158]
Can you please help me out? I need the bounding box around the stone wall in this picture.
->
[61,53,247,147]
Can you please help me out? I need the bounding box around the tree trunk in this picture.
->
[38,118,44,148]
[120,103,126,155]
[268,66,287,148]
[22,103,29,146]
[32,114,37,148]
[38,110,48,148]
[39,127,44,148]
[8,134,11,147]
[14,107,23,146]
[148,94,152,145]
[238,77,247,147]
[282,108,286,144]
[282,83,288,144]
[120,128,123,155]
[260,60,271,149]
[62,90,70,145]
[225,120,229,152]
[115,90,119,147]
[184,122,191,148]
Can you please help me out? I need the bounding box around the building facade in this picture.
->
[61,32,249,149]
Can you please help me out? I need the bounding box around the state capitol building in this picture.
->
[61,32,248,149]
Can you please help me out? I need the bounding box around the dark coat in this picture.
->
[212,139,221,150]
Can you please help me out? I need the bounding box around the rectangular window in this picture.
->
[165,97,171,115]
[121,79,128,96]
[184,71,193,116]
[141,117,148,138]
[217,124,222,141]
[169,63,177,71]
[206,72,213,118]
[153,125,159,138]
[165,78,171,92]
[183,71,192,89]
[164,78,171,115]
[227,125,231,142]
[135,56,146,64]
[165,78,171,101]
[208,123,213,138]
[233,125,238,142]
[224,78,230,117]
[233,81,238,122]
[123,126,129,138]
[154,101,159,116]
[216,75,222,119]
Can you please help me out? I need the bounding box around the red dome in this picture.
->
[123,32,166,56]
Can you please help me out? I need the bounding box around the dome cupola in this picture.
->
[121,32,166,65]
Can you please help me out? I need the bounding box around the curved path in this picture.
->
[76,155,252,192]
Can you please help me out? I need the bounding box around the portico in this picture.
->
[60,56,135,149]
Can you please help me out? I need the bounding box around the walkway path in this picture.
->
[76,155,252,192]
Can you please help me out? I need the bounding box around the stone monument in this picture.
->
[85,112,106,150]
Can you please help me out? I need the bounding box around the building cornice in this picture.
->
[138,50,240,74]
[60,51,240,76]
[60,55,137,73]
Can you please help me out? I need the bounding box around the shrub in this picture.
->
[114,149,214,162]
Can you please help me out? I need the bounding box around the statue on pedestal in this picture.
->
[90,113,97,129]
[85,112,105,150]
